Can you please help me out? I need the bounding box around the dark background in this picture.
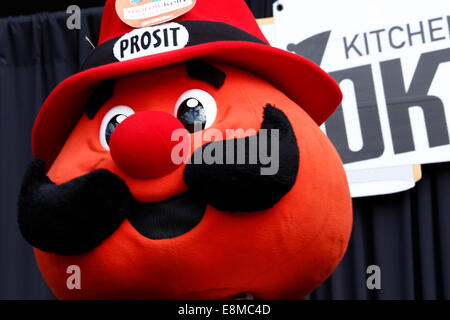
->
[1,0,449,300]
[0,0,275,18]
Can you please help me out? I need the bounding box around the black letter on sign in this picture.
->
[447,16,450,38]
[388,26,405,49]
[120,40,129,59]
[343,34,362,59]
[163,29,169,47]
[171,27,180,46]
[326,65,385,164]
[369,29,386,53]
[130,35,140,54]
[153,29,162,48]
[428,17,446,42]
[141,31,151,50]
[380,48,450,154]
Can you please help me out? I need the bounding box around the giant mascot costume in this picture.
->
[18,0,353,299]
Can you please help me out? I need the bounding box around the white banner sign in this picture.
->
[272,0,450,169]
[256,0,450,197]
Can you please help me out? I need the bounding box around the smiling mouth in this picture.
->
[128,191,206,240]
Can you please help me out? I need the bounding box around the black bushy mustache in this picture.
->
[18,159,206,256]
[18,158,134,255]
[18,106,299,256]
[184,105,299,212]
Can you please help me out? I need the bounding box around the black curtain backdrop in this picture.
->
[1,3,449,300]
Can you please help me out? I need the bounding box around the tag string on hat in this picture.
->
[85,36,96,49]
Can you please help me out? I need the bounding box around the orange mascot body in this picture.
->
[18,0,353,299]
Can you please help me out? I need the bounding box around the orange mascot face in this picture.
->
[18,0,352,300]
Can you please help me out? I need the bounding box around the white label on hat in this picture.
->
[116,0,196,28]
[113,23,189,62]
[124,0,193,21]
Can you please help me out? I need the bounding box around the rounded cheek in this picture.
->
[47,119,108,184]
[273,105,352,291]
[33,222,182,299]
[33,205,285,300]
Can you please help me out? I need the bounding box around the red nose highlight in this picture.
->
[109,111,187,179]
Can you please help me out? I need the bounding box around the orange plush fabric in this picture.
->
[19,0,352,300]
[32,64,353,300]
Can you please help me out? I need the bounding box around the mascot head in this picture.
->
[18,0,353,299]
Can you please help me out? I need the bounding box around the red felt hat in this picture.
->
[32,0,342,167]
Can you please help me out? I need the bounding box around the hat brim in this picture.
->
[32,40,342,167]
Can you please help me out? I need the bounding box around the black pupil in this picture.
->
[177,98,206,133]
[105,115,125,145]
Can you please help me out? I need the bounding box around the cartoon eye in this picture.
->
[174,89,217,133]
[99,106,135,150]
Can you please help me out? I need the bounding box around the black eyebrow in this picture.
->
[186,60,226,89]
[85,80,115,119]
[84,61,225,119]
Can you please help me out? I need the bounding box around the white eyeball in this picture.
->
[174,89,217,133]
[99,106,135,150]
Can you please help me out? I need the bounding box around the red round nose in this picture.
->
[109,111,187,179]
